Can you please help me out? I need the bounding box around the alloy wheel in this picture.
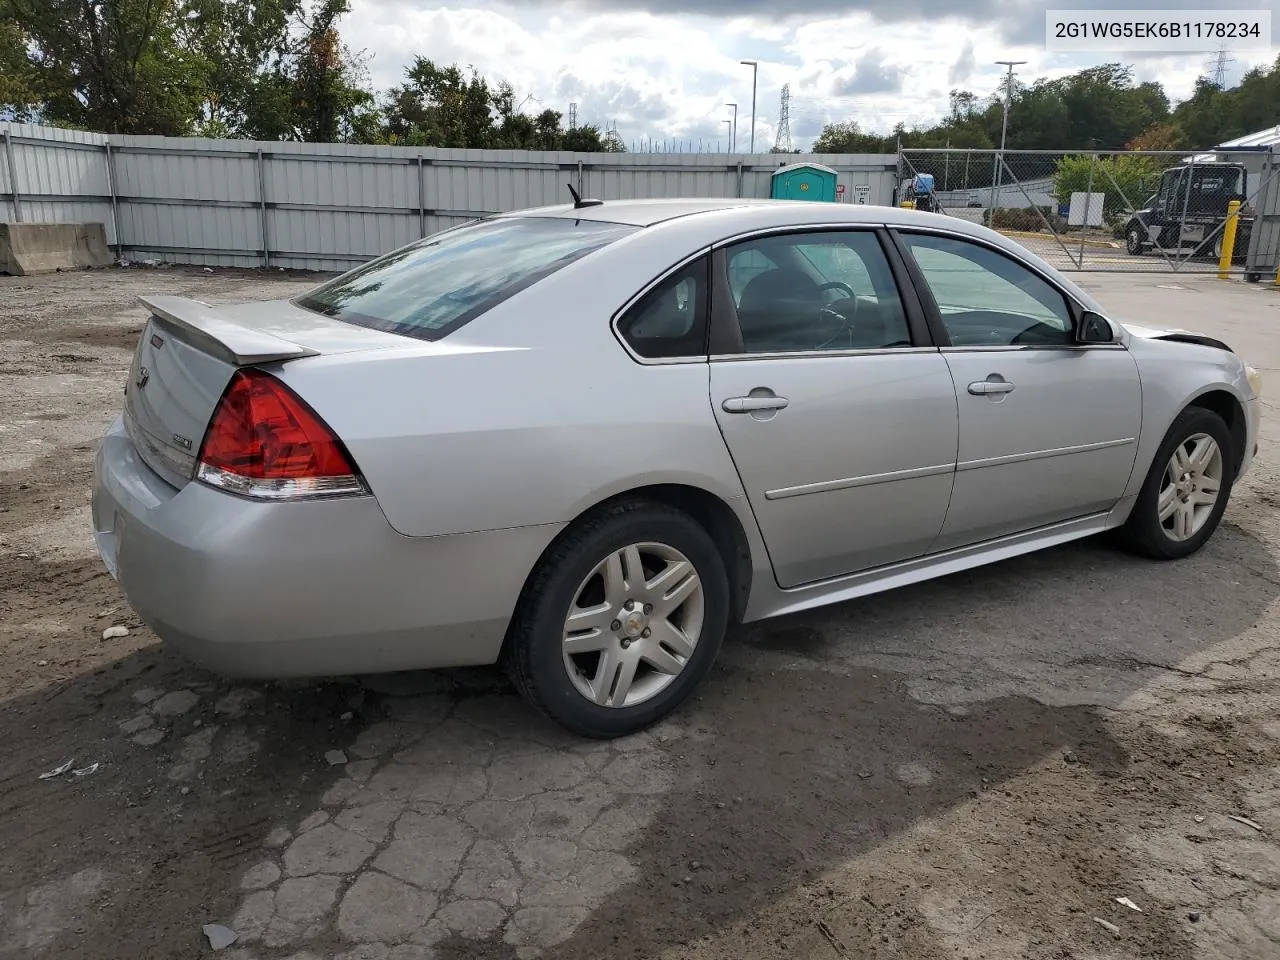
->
[561,542,705,708]
[1159,432,1224,542]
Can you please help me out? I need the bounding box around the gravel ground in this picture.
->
[2,265,1280,960]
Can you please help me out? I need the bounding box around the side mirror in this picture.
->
[1078,311,1115,345]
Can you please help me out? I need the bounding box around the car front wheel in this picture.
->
[1118,406,1234,560]
[504,499,730,738]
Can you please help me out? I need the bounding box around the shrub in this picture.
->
[1053,153,1166,220]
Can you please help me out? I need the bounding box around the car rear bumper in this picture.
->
[91,416,562,678]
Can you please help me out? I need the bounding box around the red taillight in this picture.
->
[196,369,365,499]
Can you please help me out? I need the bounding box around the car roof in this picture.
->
[492,196,1012,239]
[490,197,777,226]
[500,196,1012,230]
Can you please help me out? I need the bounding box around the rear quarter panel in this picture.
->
[1122,336,1254,499]
[271,219,755,539]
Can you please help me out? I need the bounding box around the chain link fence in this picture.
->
[898,147,1280,279]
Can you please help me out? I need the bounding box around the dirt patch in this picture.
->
[46,324,145,351]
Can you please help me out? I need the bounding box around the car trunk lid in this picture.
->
[123,295,408,489]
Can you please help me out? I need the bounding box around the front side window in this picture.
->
[1159,169,1185,206]
[724,231,913,354]
[898,232,1074,347]
[616,257,709,359]
[296,216,637,341]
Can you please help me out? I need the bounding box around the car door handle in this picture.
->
[722,396,789,413]
[967,379,1015,396]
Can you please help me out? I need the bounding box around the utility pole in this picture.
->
[723,119,732,151]
[740,60,758,154]
[989,59,1026,223]
[726,102,738,152]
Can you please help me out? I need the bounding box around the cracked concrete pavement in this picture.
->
[2,267,1280,959]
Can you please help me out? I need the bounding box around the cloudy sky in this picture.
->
[343,0,1278,151]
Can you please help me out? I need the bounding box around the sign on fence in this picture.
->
[1067,192,1105,227]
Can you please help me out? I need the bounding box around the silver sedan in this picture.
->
[91,197,1263,738]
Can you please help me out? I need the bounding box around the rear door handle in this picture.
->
[722,396,789,413]
[967,379,1015,396]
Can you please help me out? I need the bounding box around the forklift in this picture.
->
[899,173,940,213]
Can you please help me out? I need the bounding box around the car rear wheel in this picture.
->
[1117,407,1234,560]
[1126,225,1145,255]
[504,499,729,738]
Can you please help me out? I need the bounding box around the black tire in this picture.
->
[503,498,730,738]
[1117,406,1235,561]
[1126,225,1145,256]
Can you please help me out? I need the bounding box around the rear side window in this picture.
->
[296,216,637,341]
[616,257,709,359]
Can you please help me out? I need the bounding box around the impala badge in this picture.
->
[135,366,150,389]
[172,433,192,450]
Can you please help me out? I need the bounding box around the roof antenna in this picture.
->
[565,182,603,209]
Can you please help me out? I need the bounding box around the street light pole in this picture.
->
[723,119,732,152]
[726,102,738,152]
[740,60,758,154]
[989,59,1026,224]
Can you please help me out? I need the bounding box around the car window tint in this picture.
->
[900,233,1074,347]
[295,216,637,341]
[725,231,912,354]
[617,257,709,359]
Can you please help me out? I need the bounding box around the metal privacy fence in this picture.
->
[899,147,1280,280]
[0,123,897,272]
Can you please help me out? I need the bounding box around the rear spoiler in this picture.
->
[138,295,320,366]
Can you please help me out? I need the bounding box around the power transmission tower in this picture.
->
[772,84,792,153]
[568,102,578,129]
[1206,45,1234,87]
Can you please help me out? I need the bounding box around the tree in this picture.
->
[239,0,376,142]
[1170,55,1280,146]
[815,61,1188,157]
[812,121,888,153]
[287,0,374,142]
[561,123,608,152]
[0,0,209,134]
[0,18,41,121]
[1127,122,1185,151]
[948,89,978,123]
[379,58,615,151]
[382,58,497,147]
[178,0,300,137]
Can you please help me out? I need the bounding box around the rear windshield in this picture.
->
[295,216,637,340]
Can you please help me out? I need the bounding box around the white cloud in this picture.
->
[343,0,1277,151]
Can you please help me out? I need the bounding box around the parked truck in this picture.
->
[1122,159,1253,262]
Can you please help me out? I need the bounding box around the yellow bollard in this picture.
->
[1218,199,1242,280]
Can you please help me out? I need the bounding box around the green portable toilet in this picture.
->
[770,162,838,202]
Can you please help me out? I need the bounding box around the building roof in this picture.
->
[1216,125,1280,150]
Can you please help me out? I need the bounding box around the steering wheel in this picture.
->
[813,297,861,349]
[817,280,856,299]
